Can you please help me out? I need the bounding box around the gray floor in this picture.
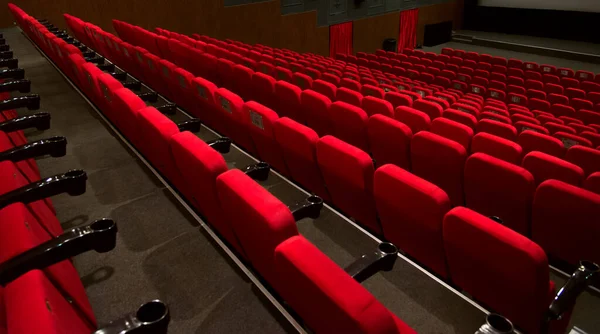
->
[428,32,600,74]
[456,30,600,56]
[8,25,600,334]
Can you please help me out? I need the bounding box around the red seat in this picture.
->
[361,84,385,99]
[584,172,600,194]
[430,117,473,150]
[169,132,241,251]
[300,90,333,137]
[569,122,596,134]
[384,92,413,108]
[274,80,303,124]
[518,130,565,158]
[135,107,183,184]
[443,109,478,130]
[413,99,443,120]
[274,236,416,334]
[361,96,394,118]
[411,132,467,206]
[580,131,600,147]
[214,88,256,153]
[312,79,337,101]
[566,146,600,176]
[443,207,560,334]
[522,151,584,187]
[374,165,450,277]
[243,101,289,175]
[464,153,535,235]
[394,106,431,134]
[340,78,362,92]
[216,169,298,285]
[471,132,523,165]
[533,180,600,266]
[316,136,379,233]
[578,109,600,126]
[476,119,518,142]
[252,72,277,110]
[548,93,570,106]
[293,72,313,90]
[514,121,549,135]
[553,132,593,148]
[329,101,369,152]
[231,64,254,102]
[480,112,512,125]
[274,117,330,201]
[367,115,412,170]
[3,270,95,334]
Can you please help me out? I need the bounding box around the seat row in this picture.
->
[100,19,600,268]
[118,20,600,190]
[36,10,425,334]
[59,14,598,334]
[4,5,171,334]
[342,48,600,122]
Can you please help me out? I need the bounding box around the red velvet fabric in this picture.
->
[329,22,353,58]
[397,9,419,51]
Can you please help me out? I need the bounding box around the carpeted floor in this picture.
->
[6,25,600,334]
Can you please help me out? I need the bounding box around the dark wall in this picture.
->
[464,2,600,44]
[2,0,463,55]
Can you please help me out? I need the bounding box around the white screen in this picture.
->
[479,0,600,13]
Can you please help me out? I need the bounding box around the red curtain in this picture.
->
[398,8,419,52]
[329,21,353,58]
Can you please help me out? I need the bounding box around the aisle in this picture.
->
[4,26,291,333]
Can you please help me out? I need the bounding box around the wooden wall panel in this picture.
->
[1,1,461,55]
[0,0,329,55]
[353,11,399,55]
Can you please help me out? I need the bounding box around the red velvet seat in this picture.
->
[443,207,563,334]
[566,146,600,176]
[533,180,600,266]
[430,117,473,150]
[274,236,416,334]
[367,115,412,170]
[243,101,289,175]
[522,151,584,187]
[374,164,451,277]
[316,136,379,233]
[214,88,256,153]
[476,119,518,142]
[464,153,535,235]
[471,132,523,165]
[328,101,369,152]
[411,132,467,206]
[274,117,330,201]
[300,90,333,137]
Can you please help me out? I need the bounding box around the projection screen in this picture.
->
[478,0,600,13]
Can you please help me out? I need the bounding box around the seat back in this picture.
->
[533,180,600,267]
[522,151,584,186]
[367,115,412,169]
[329,101,369,152]
[274,236,414,334]
[273,118,329,200]
[410,131,467,206]
[243,101,289,175]
[216,169,298,283]
[430,117,473,151]
[316,136,379,233]
[518,130,565,158]
[361,96,394,118]
[214,88,256,153]
[443,207,551,334]
[471,132,523,164]
[464,153,535,235]
[300,90,333,137]
[565,146,600,176]
[374,165,451,277]
[274,80,303,123]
